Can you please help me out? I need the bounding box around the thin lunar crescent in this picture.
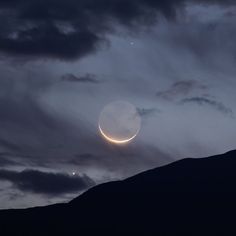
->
[98,101,141,144]
[98,124,139,144]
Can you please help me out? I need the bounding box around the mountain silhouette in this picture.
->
[1,150,236,235]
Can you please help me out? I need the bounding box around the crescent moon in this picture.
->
[98,124,138,144]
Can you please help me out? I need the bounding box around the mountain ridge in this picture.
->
[1,150,236,235]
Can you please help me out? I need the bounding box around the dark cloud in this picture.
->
[0,0,235,60]
[0,0,177,60]
[61,73,99,83]
[156,80,207,101]
[0,169,95,195]
[180,97,234,117]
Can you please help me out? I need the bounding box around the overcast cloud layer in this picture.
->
[0,1,236,208]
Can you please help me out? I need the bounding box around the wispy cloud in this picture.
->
[61,73,99,84]
[0,154,19,167]
[180,97,234,117]
[156,80,207,101]
[137,108,160,117]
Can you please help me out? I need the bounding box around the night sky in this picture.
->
[0,0,236,209]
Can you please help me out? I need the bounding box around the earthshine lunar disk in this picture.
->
[98,101,141,144]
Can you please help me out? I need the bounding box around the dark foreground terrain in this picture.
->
[1,150,236,235]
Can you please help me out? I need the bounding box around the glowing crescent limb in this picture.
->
[98,125,138,144]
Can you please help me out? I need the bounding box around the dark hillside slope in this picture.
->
[1,150,236,235]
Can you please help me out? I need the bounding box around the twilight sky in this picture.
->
[0,0,236,209]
